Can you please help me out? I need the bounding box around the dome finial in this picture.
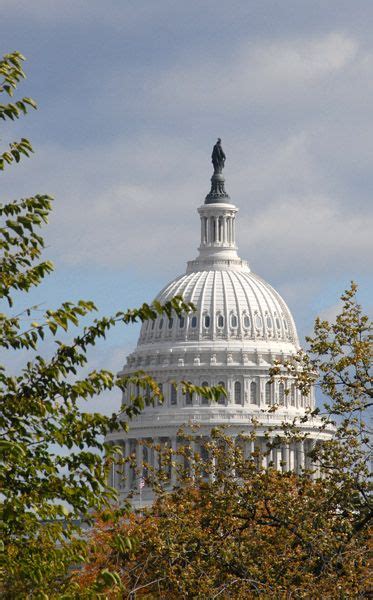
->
[205,139,230,204]
[212,138,225,174]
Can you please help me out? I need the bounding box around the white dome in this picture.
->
[106,147,330,504]
[138,268,298,347]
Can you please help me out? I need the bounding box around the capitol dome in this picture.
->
[107,141,329,501]
[138,268,298,348]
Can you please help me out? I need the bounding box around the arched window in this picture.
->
[283,318,288,330]
[168,317,173,329]
[231,314,238,328]
[185,389,193,406]
[170,385,177,405]
[243,314,251,328]
[201,381,209,405]
[234,381,242,405]
[179,316,185,328]
[151,320,155,330]
[255,315,263,328]
[291,384,296,406]
[266,316,272,328]
[275,317,281,329]
[217,314,224,328]
[218,381,226,405]
[250,381,257,404]
[159,318,164,330]
[191,316,197,328]
[279,382,285,405]
[265,382,272,405]
[204,314,211,328]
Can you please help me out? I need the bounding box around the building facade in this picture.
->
[106,144,328,502]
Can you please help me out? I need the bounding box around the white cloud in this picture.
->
[152,33,358,113]
[4,124,371,290]
[241,193,373,279]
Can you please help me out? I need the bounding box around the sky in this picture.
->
[2,1,372,413]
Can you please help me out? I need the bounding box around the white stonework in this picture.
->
[106,164,329,502]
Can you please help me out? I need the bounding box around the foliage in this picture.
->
[0,52,207,598]
[76,284,372,599]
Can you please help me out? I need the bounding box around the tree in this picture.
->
[0,52,207,597]
[76,284,372,598]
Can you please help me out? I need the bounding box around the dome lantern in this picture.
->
[189,139,249,273]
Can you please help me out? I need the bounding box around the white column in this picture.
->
[227,379,233,405]
[259,378,265,408]
[298,441,305,474]
[283,443,290,472]
[274,380,278,405]
[214,217,219,242]
[223,216,227,244]
[232,217,235,245]
[249,440,255,460]
[200,217,204,244]
[268,444,274,468]
[261,438,267,468]
[289,443,295,471]
[296,442,304,475]
[276,446,282,471]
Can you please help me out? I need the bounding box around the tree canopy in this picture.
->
[76,283,372,599]
[0,51,213,598]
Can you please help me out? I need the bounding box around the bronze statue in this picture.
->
[211,138,226,174]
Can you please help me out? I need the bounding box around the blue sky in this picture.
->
[2,1,372,412]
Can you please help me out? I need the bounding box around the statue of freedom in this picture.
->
[211,138,226,174]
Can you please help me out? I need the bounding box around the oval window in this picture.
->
[191,316,197,328]
[217,314,224,328]
[204,315,210,328]
[255,315,262,328]
[231,314,238,328]
[243,315,251,328]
